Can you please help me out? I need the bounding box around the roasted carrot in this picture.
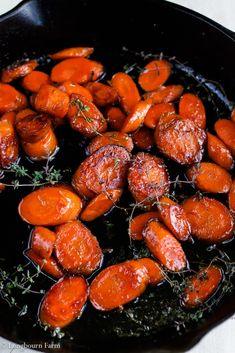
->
[182,196,234,243]
[25,249,63,279]
[15,108,36,122]
[18,186,82,226]
[1,60,38,83]
[179,93,206,129]
[128,152,169,207]
[143,85,184,104]
[49,47,94,60]
[155,114,206,165]
[157,196,191,241]
[132,126,154,150]
[55,220,103,275]
[186,162,232,193]
[0,112,16,125]
[183,266,222,308]
[105,106,127,130]
[129,211,160,240]
[143,218,187,271]
[121,101,151,133]
[111,72,140,113]
[30,226,56,259]
[144,102,175,129]
[86,131,134,155]
[21,71,50,93]
[80,189,123,221]
[85,82,118,107]
[68,93,107,138]
[207,132,234,170]
[214,119,235,157]
[33,84,69,119]
[137,258,164,285]
[0,119,19,168]
[228,179,235,213]
[89,260,149,310]
[138,59,171,92]
[22,131,58,160]
[0,83,27,114]
[39,276,88,328]
[51,57,104,83]
[58,80,93,101]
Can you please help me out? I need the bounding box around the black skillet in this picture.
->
[0,0,235,352]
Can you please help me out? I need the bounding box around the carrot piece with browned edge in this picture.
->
[16,109,36,122]
[143,85,184,104]
[179,93,206,129]
[25,249,63,279]
[87,131,133,155]
[85,82,118,107]
[30,226,56,259]
[144,102,175,129]
[129,211,160,240]
[138,60,171,92]
[0,119,19,168]
[49,47,94,60]
[137,258,164,285]
[132,126,154,150]
[207,132,233,170]
[1,112,16,125]
[121,101,151,133]
[21,71,50,93]
[58,81,93,101]
[0,83,27,114]
[214,119,235,157]
[1,60,38,83]
[105,106,127,131]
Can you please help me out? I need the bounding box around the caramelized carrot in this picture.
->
[143,85,184,104]
[132,126,154,150]
[89,260,149,310]
[49,47,94,60]
[207,132,233,170]
[183,266,222,308]
[80,189,123,221]
[1,112,16,125]
[58,80,93,101]
[85,82,118,107]
[138,60,171,92]
[129,211,160,240]
[39,276,88,328]
[86,131,134,155]
[0,119,19,168]
[105,106,127,130]
[0,83,27,114]
[15,108,36,122]
[1,60,38,83]
[214,119,235,157]
[179,93,206,129]
[55,220,103,275]
[143,218,187,271]
[51,57,104,83]
[18,186,82,226]
[157,196,191,241]
[121,101,151,133]
[182,196,234,243]
[187,162,232,193]
[22,131,58,160]
[21,71,50,93]
[228,179,235,213]
[33,84,69,119]
[25,249,63,279]
[111,72,140,113]
[30,226,56,259]
[144,102,175,129]
[137,258,164,285]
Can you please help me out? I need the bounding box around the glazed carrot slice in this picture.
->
[39,276,88,329]
[16,114,53,143]
[111,72,140,114]
[0,83,27,114]
[143,218,187,271]
[129,211,160,240]
[1,112,16,125]
[89,260,149,310]
[207,132,233,171]
[121,100,151,133]
[15,108,36,122]
[85,82,118,107]
[55,220,103,275]
[214,119,235,157]
[186,162,232,193]
[33,84,69,119]
[80,189,123,222]
[18,186,82,226]
[228,179,235,213]
[143,85,184,104]
[86,131,134,154]
[105,106,127,130]
[157,196,191,241]
[49,47,94,60]
[58,80,93,101]
[21,71,50,93]
[132,126,154,150]
[138,60,171,92]
[144,102,175,129]
[25,249,63,279]
[21,130,58,161]
[68,94,107,138]
[51,57,104,84]
[137,258,164,285]
[183,266,222,308]
[179,93,206,129]
[1,60,38,83]
[182,196,234,243]
[0,119,19,168]
[30,226,56,259]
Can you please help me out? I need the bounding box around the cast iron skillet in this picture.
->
[0,1,235,352]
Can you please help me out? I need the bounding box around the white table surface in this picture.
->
[0,0,234,352]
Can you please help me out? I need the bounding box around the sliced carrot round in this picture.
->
[137,258,163,285]
[138,60,171,92]
[25,249,63,279]
[1,112,16,125]
[15,108,36,122]
[179,93,206,129]
[0,83,27,114]
[85,82,118,107]
[121,101,151,133]
[30,226,56,259]
[1,60,38,83]
[129,211,160,240]
[207,132,234,171]
[21,71,50,93]
[144,102,175,129]
[214,119,235,157]
[143,85,184,104]
[49,47,94,60]
[0,119,19,168]
[58,81,93,101]
[132,126,154,150]
[105,106,127,131]
[228,179,235,213]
